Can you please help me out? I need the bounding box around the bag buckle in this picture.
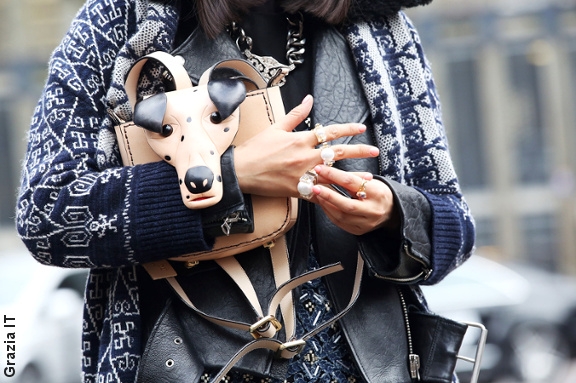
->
[277,339,306,359]
[250,315,282,339]
[458,321,488,383]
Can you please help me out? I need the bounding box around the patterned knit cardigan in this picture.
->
[15,0,475,382]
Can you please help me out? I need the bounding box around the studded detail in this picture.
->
[303,350,318,364]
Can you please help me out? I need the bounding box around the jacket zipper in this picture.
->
[398,287,421,381]
[373,243,432,283]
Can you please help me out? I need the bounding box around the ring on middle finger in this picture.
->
[320,143,335,167]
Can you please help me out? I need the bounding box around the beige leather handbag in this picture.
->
[113,51,298,270]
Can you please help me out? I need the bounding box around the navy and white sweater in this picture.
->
[16,0,475,382]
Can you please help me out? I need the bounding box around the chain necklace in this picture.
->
[227,12,305,86]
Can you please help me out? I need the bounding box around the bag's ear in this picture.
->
[133,93,168,135]
[207,67,247,120]
[199,59,266,89]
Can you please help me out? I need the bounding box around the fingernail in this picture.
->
[369,147,379,156]
[302,94,313,105]
[358,124,367,131]
[314,165,323,173]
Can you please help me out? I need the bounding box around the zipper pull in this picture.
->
[107,108,125,126]
[220,212,242,236]
[409,354,421,380]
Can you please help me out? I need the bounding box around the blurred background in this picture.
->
[0,0,575,382]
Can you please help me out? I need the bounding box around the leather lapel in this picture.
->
[171,28,244,85]
[312,26,370,146]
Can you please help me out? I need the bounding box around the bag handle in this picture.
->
[215,236,295,338]
[164,252,348,339]
[124,51,193,108]
[208,254,365,383]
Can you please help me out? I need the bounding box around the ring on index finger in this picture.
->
[313,124,327,145]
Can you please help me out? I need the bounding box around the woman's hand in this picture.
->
[234,95,379,198]
[312,165,398,235]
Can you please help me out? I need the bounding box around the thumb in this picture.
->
[276,95,313,132]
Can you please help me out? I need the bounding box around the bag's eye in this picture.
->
[210,111,223,124]
[161,124,173,137]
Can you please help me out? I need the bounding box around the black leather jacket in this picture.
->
[137,20,462,383]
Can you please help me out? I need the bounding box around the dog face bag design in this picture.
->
[127,54,252,209]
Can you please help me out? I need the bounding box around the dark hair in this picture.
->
[280,0,352,25]
[195,0,267,39]
[160,0,353,39]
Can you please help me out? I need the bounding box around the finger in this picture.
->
[276,94,314,132]
[314,166,373,192]
[310,122,367,146]
[316,197,343,221]
[313,184,351,211]
[325,144,379,162]
[313,185,372,233]
[314,184,378,228]
[312,144,378,169]
[315,176,373,195]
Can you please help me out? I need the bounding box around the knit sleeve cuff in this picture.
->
[418,191,476,285]
[130,161,213,263]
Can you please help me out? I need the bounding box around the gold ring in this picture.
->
[313,123,327,145]
[356,179,368,199]
[297,170,318,200]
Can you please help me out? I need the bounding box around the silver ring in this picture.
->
[320,143,335,166]
[297,170,318,200]
[313,124,327,145]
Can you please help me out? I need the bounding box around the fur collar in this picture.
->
[348,0,433,19]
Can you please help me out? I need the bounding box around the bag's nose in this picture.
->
[184,166,214,194]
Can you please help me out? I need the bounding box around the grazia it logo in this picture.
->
[3,315,16,378]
